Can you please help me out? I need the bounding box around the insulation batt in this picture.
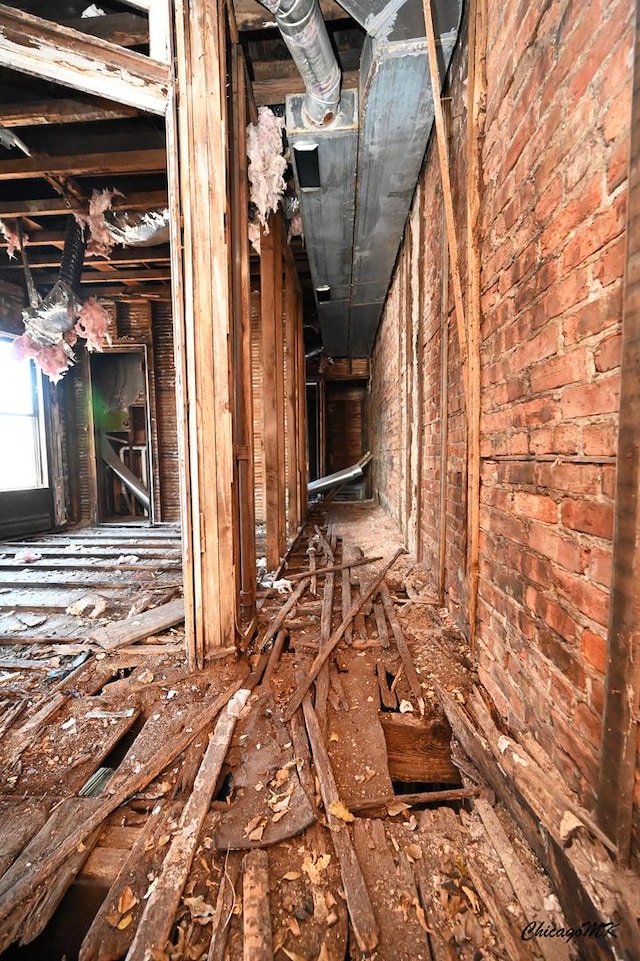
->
[0,218,25,259]
[75,298,113,352]
[12,334,72,383]
[74,188,123,257]
[247,107,287,233]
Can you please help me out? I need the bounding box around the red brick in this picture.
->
[554,567,611,628]
[513,491,558,524]
[562,199,626,272]
[593,331,622,371]
[562,286,622,345]
[603,86,632,144]
[587,543,613,589]
[593,238,626,290]
[601,464,617,499]
[528,523,588,575]
[607,136,629,194]
[582,422,618,456]
[573,701,602,750]
[561,497,614,540]
[560,373,620,419]
[529,347,590,393]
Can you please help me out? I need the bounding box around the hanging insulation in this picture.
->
[247,107,287,233]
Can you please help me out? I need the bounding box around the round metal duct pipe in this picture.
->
[259,0,341,126]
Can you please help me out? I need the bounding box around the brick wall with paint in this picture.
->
[370,0,635,845]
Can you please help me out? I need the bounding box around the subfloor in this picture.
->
[0,507,576,961]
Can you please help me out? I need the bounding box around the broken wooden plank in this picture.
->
[258,577,310,652]
[0,800,50,878]
[207,852,242,961]
[380,713,460,784]
[284,548,405,720]
[350,786,481,815]
[79,804,180,961]
[287,554,384,582]
[242,849,273,961]
[353,818,431,961]
[373,602,390,649]
[379,583,425,714]
[302,692,379,952]
[327,651,394,809]
[124,687,251,961]
[0,798,105,953]
[0,680,244,925]
[464,860,533,961]
[89,599,185,650]
[474,797,571,961]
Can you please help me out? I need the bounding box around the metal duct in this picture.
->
[287,89,358,354]
[258,0,341,125]
[282,0,463,356]
[21,217,86,354]
[105,208,170,247]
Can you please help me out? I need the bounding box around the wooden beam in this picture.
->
[61,12,148,47]
[0,190,168,219]
[1,245,171,267]
[232,0,350,30]
[0,98,141,127]
[28,267,171,285]
[465,0,487,656]
[253,69,358,106]
[170,0,237,663]
[422,0,468,402]
[597,0,640,864]
[0,5,168,115]
[0,148,166,181]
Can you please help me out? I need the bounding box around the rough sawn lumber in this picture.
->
[89,597,185,650]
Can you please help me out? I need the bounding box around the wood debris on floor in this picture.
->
[0,512,619,960]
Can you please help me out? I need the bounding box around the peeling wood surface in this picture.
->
[0,4,169,114]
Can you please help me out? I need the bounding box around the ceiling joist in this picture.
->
[0,98,141,128]
[61,12,148,48]
[0,191,168,219]
[0,246,171,269]
[34,266,171,285]
[0,4,169,115]
[232,0,350,30]
[0,148,166,181]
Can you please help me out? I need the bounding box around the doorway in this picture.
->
[89,347,154,524]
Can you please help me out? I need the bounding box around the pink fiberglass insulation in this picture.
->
[0,219,26,260]
[74,297,113,352]
[12,333,73,384]
[74,188,123,257]
[247,107,287,233]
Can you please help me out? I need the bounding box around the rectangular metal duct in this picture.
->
[287,88,358,356]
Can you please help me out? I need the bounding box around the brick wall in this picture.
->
[370,0,634,837]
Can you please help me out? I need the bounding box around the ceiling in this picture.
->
[0,0,461,357]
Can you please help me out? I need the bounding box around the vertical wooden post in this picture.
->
[230,42,256,620]
[261,213,287,569]
[284,252,301,536]
[597,0,640,864]
[296,289,308,519]
[437,212,450,606]
[465,0,487,656]
[169,0,236,664]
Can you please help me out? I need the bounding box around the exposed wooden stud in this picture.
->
[284,253,301,536]
[422,0,468,400]
[438,191,450,606]
[261,213,287,569]
[0,5,169,115]
[231,42,257,621]
[171,0,237,663]
[597,0,640,863]
[295,282,308,520]
[465,0,487,657]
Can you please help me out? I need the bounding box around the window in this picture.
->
[0,336,48,492]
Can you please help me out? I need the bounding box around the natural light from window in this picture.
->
[0,336,47,492]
